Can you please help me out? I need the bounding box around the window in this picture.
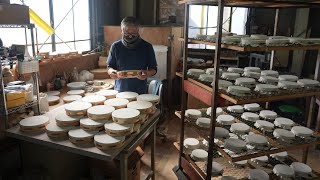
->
[188,5,247,49]
[0,0,91,55]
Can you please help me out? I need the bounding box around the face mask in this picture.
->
[123,35,139,44]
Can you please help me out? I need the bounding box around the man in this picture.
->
[107,17,157,94]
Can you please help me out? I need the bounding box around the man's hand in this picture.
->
[137,70,148,80]
[108,68,119,80]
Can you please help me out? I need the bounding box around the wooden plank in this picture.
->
[178,38,320,52]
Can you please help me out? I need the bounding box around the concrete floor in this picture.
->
[140,116,320,180]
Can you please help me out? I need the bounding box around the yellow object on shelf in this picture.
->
[6,98,26,109]
[29,8,54,35]
[6,92,26,101]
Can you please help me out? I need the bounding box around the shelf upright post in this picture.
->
[29,24,36,57]
[0,62,9,130]
[206,0,225,179]
[178,3,190,170]
[269,9,279,70]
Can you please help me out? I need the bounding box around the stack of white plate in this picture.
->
[251,156,269,166]
[116,92,139,101]
[291,126,314,138]
[196,117,211,128]
[206,107,223,117]
[258,76,279,85]
[227,86,251,96]
[227,105,244,113]
[222,36,241,45]
[244,67,261,73]
[216,115,235,125]
[112,108,140,124]
[259,110,277,120]
[68,128,95,144]
[191,149,208,161]
[80,118,105,132]
[273,164,295,179]
[261,70,279,77]
[278,81,301,90]
[214,127,230,139]
[297,79,320,88]
[198,74,214,83]
[274,117,294,130]
[278,75,299,82]
[245,134,268,149]
[288,37,304,44]
[218,80,233,90]
[241,112,260,122]
[244,103,261,112]
[254,120,274,132]
[235,77,256,88]
[254,84,279,94]
[249,169,269,180]
[221,72,240,81]
[227,67,244,74]
[266,38,290,46]
[273,129,295,142]
[206,68,222,76]
[224,138,247,153]
[184,138,200,151]
[243,71,261,79]
[104,122,133,137]
[187,69,205,78]
[251,34,268,39]
[94,133,125,150]
[185,109,202,120]
[137,94,160,105]
[104,98,129,109]
[270,151,288,161]
[95,89,118,99]
[230,123,250,135]
[290,162,312,178]
[203,161,224,176]
[241,37,266,47]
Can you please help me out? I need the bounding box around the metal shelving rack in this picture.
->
[0,23,40,129]
[174,0,320,179]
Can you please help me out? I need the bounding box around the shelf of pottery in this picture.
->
[16,89,160,151]
[175,104,320,178]
[176,0,320,179]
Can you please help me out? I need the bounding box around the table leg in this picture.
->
[302,147,309,164]
[151,125,156,180]
[120,153,128,180]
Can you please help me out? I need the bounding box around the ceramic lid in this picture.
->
[63,95,82,102]
[244,67,261,73]
[254,120,274,130]
[243,71,261,79]
[112,108,140,119]
[94,133,125,144]
[87,105,115,115]
[259,110,277,119]
[80,118,104,127]
[290,162,312,175]
[55,113,80,122]
[227,67,244,74]
[259,76,279,83]
[127,101,153,110]
[273,164,295,177]
[215,127,230,139]
[47,95,60,102]
[273,129,295,139]
[191,149,208,161]
[218,80,233,89]
[261,70,279,77]
[278,81,301,89]
[235,77,256,85]
[274,117,294,127]
[183,138,200,147]
[104,98,129,107]
[224,138,246,149]
[249,169,269,180]
[185,109,202,118]
[227,86,251,94]
[20,116,49,127]
[199,74,214,82]
[271,151,288,159]
[210,161,224,174]
[252,156,268,162]
[255,84,279,92]
[217,115,235,125]
[222,72,240,80]
[278,75,298,82]
[116,91,139,99]
[206,107,223,116]
[104,122,133,132]
[136,94,160,103]
[246,134,268,145]
[227,105,244,113]
[95,89,119,97]
[196,117,210,127]
[241,112,260,122]
[291,126,314,137]
[244,103,260,111]
[68,128,94,138]
[65,102,92,112]
[46,123,70,132]
[82,95,106,103]
[297,79,320,87]
[230,123,250,133]
[67,90,85,95]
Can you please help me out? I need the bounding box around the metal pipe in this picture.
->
[178,3,189,170]
[229,7,233,32]
[206,0,225,179]
[270,9,279,70]
[49,0,56,51]
[72,0,76,49]
[29,24,36,57]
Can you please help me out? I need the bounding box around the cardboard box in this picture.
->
[0,4,30,25]
[6,97,25,109]
[6,92,25,101]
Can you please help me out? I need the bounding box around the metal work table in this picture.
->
[6,104,160,180]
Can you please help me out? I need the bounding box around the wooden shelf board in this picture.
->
[179,38,320,52]
[178,0,320,8]
[176,72,320,105]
